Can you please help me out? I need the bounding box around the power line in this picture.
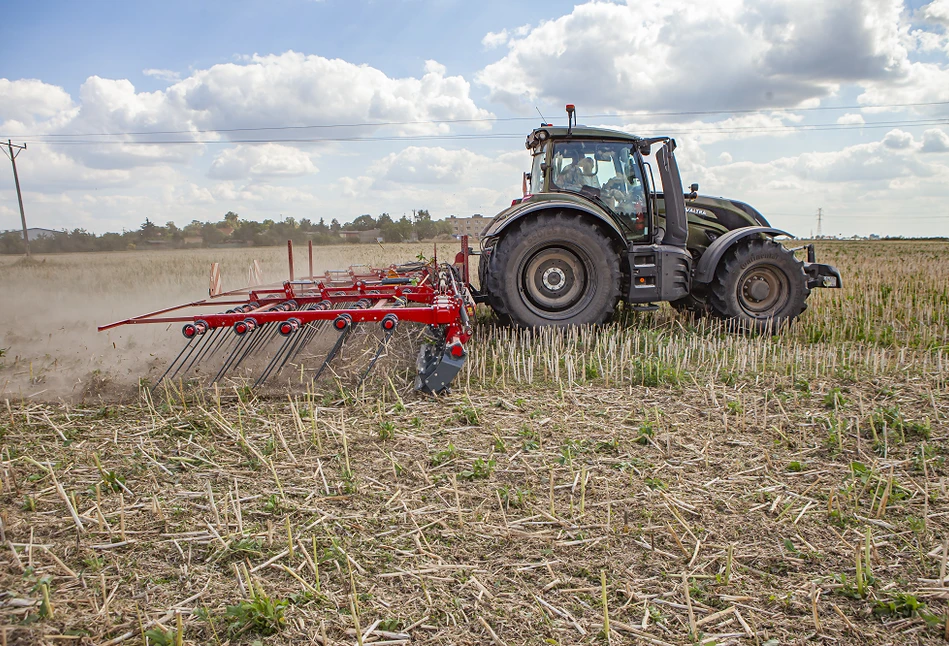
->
[4,99,948,140]
[9,116,949,148]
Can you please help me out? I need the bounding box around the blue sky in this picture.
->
[0,1,575,95]
[2,0,949,237]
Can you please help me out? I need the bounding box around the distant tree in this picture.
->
[434,219,454,237]
[234,220,264,245]
[139,218,159,241]
[201,223,225,247]
[224,211,240,226]
[381,215,414,242]
[379,213,401,242]
[165,221,183,242]
[330,219,341,233]
[348,214,377,231]
[414,209,437,240]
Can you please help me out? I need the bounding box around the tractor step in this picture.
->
[628,304,659,312]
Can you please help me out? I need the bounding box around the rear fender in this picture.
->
[693,226,792,284]
[483,202,628,250]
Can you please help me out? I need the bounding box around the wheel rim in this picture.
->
[519,245,595,319]
[736,263,790,316]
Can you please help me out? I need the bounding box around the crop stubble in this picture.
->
[0,240,947,645]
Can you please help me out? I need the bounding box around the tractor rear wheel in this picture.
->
[486,212,621,327]
[708,238,810,332]
[478,247,511,325]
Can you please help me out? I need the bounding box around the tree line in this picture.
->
[0,209,457,254]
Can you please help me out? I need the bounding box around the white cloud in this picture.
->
[336,147,526,216]
[142,68,181,82]
[837,113,866,125]
[922,128,949,152]
[208,144,318,180]
[920,0,949,26]
[476,0,924,112]
[703,129,943,193]
[368,146,479,186]
[690,128,949,235]
[482,30,509,49]
[0,78,76,130]
[6,54,494,172]
[857,60,949,106]
[169,53,492,136]
[882,129,915,149]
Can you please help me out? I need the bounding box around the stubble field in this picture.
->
[1,240,948,645]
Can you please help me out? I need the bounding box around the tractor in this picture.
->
[476,105,841,331]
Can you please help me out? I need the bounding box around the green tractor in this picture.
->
[476,105,841,331]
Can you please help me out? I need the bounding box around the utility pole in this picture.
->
[2,140,30,257]
[816,208,823,239]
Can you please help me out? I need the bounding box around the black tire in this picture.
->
[670,292,710,319]
[708,238,810,332]
[478,250,511,325]
[485,212,621,327]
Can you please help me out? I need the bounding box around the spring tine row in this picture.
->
[153,336,197,390]
[180,327,226,376]
[253,335,294,388]
[356,320,398,390]
[254,301,334,387]
[312,319,354,382]
[278,301,356,370]
[210,330,256,384]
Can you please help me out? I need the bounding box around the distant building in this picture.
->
[340,228,382,243]
[447,214,488,240]
[23,228,65,241]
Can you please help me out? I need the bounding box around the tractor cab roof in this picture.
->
[526,125,666,154]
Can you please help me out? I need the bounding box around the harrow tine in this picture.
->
[356,314,399,390]
[153,336,197,390]
[312,315,354,382]
[155,319,216,388]
[256,320,319,386]
[259,303,328,385]
[230,323,280,374]
[180,327,226,376]
[257,300,353,387]
[253,332,297,388]
[285,318,329,364]
[211,331,256,384]
[285,300,351,365]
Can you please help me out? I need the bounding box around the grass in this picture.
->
[0,240,947,644]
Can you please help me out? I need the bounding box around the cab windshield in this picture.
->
[549,141,648,239]
[529,144,546,195]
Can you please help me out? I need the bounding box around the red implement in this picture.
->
[100,238,476,394]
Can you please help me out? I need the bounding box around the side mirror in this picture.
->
[690,183,699,193]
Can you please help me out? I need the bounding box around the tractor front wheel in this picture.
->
[486,213,621,327]
[708,238,810,332]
